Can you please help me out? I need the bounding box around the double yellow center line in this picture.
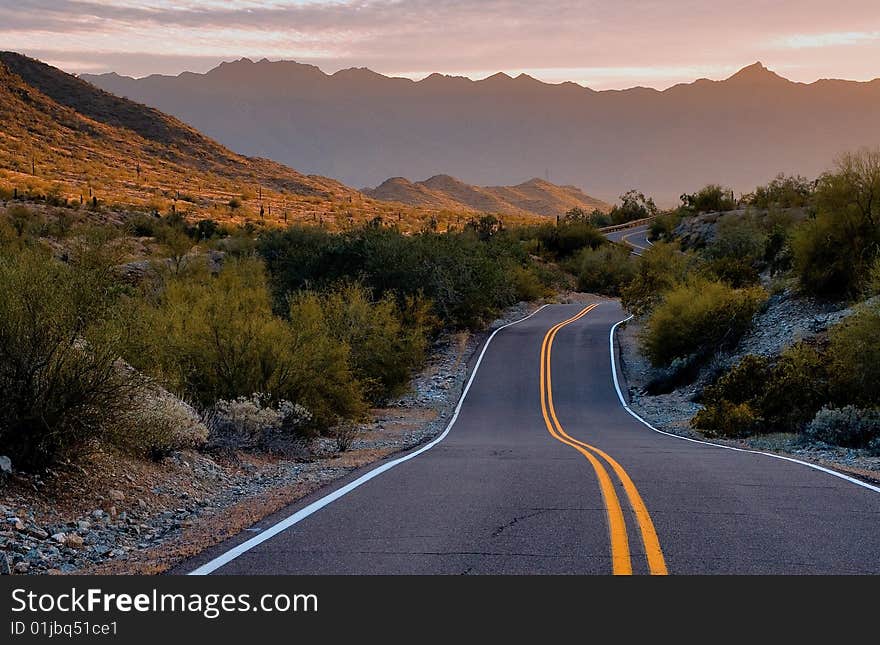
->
[539,304,667,575]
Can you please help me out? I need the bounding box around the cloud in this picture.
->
[777,31,880,49]
[3,1,880,88]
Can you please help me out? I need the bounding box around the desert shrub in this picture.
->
[641,279,766,367]
[791,215,860,298]
[511,265,548,301]
[692,342,829,438]
[792,149,880,298]
[681,185,737,214]
[869,255,880,296]
[704,355,771,405]
[127,213,162,237]
[108,384,209,458]
[760,342,829,433]
[535,220,606,259]
[329,422,359,452]
[692,401,761,438]
[259,226,524,329]
[746,174,814,209]
[648,210,683,242]
[703,214,767,287]
[0,247,135,470]
[621,242,697,315]
[804,406,880,449]
[316,284,432,404]
[205,393,313,450]
[572,244,635,296]
[763,224,793,277]
[122,258,365,427]
[827,303,880,407]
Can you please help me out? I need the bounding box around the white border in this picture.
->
[609,315,880,494]
[188,304,550,574]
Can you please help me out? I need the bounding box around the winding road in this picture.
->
[604,223,653,256]
[183,301,880,575]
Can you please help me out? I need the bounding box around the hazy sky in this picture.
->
[3,0,879,89]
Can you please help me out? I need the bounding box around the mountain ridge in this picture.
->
[0,51,459,229]
[81,59,880,203]
[364,174,610,217]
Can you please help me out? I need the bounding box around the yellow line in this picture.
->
[539,304,631,575]
[540,304,668,575]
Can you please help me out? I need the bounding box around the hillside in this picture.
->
[0,52,475,229]
[83,60,880,203]
[364,175,610,217]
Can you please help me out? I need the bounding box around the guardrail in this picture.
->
[597,217,655,233]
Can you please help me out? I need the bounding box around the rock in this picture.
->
[51,532,66,544]
[25,526,48,540]
[10,518,24,531]
[108,489,125,502]
[0,455,11,475]
[65,534,84,549]
[13,561,30,574]
[0,552,10,575]
[137,499,147,509]
[108,506,117,517]
[92,544,111,556]
[91,509,104,520]
[77,521,90,531]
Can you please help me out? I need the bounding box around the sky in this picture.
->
[2,0,879,89]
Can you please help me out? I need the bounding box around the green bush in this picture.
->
[868,255,880,296]
[317,284,432,404]
[648,210,683,242]
[792,149,880,298]
[511,265,549,301]
[746,174,814,209]
[121,258,365,428]
[761,342,829,433]
[0,247,136,470]
[621,242,697,315]
[804,406,880,449]
[827,303,880,407]
[692,400,761,438]
[680,185,737,214]
[259,226,527,329]
[641,279,766,367]
[692,343,829,438]
[572,244,635,296]
[704,214,767,287]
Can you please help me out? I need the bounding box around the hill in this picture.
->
[364,175,610,217]
[0,52,485,230]
[83,59,880,203]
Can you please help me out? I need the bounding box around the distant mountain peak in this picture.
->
[725,61,788,84]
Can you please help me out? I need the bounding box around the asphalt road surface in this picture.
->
[604,224,653,255]
[184,302,880,575]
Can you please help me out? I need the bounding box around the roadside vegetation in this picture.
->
[0,201,623,472]
[613,147,880,453]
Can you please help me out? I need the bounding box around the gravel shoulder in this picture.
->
[0,301,543,576]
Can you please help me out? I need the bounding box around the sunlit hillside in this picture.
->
[0,52,542,232]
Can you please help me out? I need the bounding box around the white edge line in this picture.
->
[188,303,552,575]
[609,315,880,494]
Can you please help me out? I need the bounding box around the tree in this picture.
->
[609,190,658,224]
[792,148,880,297]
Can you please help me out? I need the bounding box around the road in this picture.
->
[604,224,653,255]
[183,302,880,575]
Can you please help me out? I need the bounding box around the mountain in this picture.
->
[82,59,880,204]
[364,175,610,217]
[0,52,428,227]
